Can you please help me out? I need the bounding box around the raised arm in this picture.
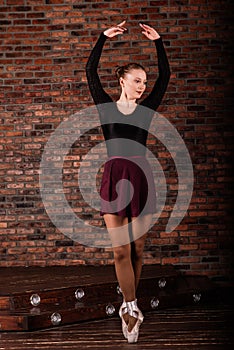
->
[86,21,127,105]
[139,24,171,111]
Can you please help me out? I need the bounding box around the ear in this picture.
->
[119,77,124,87]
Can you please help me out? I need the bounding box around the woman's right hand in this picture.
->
[103,20,127,38]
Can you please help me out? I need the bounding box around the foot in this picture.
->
[119,301,128,339]
[126,299,144,343]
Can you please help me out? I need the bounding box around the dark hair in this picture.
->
[115,63,146,81]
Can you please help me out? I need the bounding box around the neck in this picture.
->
[117,93,136,106]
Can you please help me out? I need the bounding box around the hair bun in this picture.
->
[115,65,124,79]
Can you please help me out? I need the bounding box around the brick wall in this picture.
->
[0,0,233,281]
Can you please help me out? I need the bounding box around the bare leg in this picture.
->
[103,214,135,301]
[104,214,137,331]
[103,213,152,332]
[131,233,147,290]
[127,214,152,332]
[131,214,153,290]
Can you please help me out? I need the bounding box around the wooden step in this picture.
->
[0,264,177,311]
[0,265,217,331]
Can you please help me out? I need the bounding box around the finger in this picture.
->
[117,20,127,30]
[117,25,127,31]
[117,20,126,27]
[111,24,125,31]
[139,23,152,30]
[115,27,126,33]
[113,27,126,35]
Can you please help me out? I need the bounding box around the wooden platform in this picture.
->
[0,304,233,350]
[0,264,221,332]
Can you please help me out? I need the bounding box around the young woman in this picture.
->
[86,21,170,343]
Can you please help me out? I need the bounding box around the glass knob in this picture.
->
[158,278,166,289]
[106,303,115,316]
[193,293,201,303]
[51,312,62,326]
[116,285,122,295]
[75,288,85,300]
[151,297,160,309]
[30,294,41,307]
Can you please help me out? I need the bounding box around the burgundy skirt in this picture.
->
[100,156,156,217]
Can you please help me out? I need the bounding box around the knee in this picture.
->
[134,240,145,260]
[113,246,130,262]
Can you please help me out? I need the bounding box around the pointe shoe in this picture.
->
[126,299,144,343]
[119,301,128,339]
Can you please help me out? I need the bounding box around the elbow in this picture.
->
[167,63,171,78]
[165,66,171,84]
[85,55,93,73]
[162,72,171,88]
[168,66,171,77]
[85,61,91,74]
[85,62,92,81]
[167,71,171,84]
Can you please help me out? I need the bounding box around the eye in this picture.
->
[134,79,147,85]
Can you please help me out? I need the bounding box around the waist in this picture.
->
[105,138,147,158]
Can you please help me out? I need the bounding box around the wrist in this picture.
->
[101,31,108,39]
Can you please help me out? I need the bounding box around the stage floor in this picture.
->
[0,303,233,350]
[0,264,233,349]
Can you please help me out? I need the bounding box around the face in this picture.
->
[119,69,147,100]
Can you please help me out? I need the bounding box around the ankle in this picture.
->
[126,299,138,319]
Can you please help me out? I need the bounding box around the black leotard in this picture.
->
[86,32,170,157]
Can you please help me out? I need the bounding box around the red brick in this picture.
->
[0,1,233,279]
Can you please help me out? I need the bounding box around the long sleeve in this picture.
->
[140,37,171,111]
[86,33,112,105]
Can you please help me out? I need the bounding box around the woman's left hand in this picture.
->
[139,23,160,40]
